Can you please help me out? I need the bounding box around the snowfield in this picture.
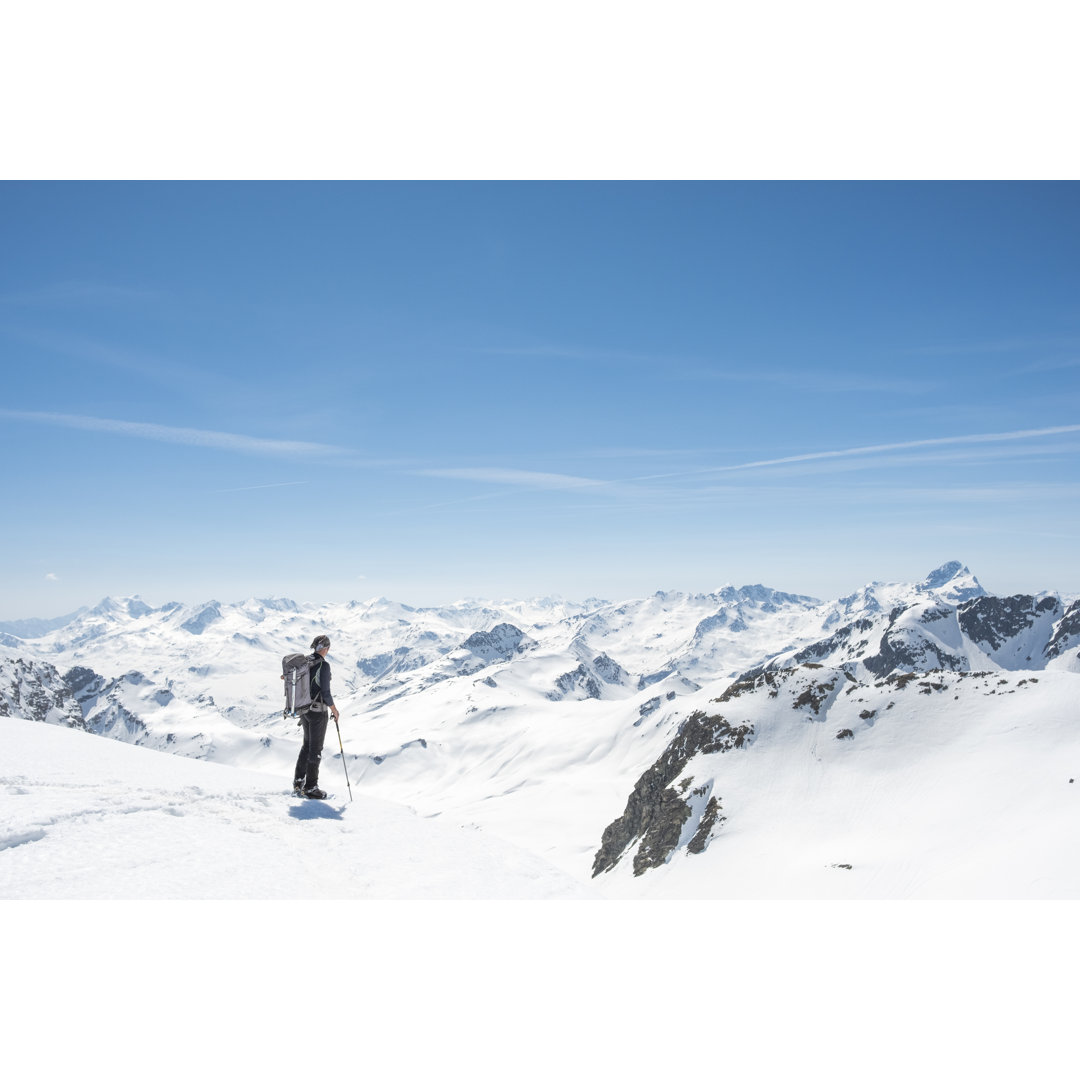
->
[0,715,591,899]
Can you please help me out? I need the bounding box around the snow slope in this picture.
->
[591,666,1080,899]
[0,714,591,899]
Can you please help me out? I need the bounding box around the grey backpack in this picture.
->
[282,652,323,718]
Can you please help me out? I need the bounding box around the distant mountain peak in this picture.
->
[90,596,154,619]
[179,601,222,636]
[462,623,535,662]
[922,561,968,587]
[919,561,985,602]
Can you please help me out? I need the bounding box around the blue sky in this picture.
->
[2,181,1079,617]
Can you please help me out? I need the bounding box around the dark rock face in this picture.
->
[592,708,753,877]
[552,664,602,700]
[687,796,725,854]
[456,624,538,677]
[1,658,86,728]
[592,653,628,685]
[957,595,1061,653]
[462,624,533,662]
[1046,600,1080,660]
[624,783,693,875]
[63,665,105,700]
[793,674,839,715]
[862,606,965,677]
[638,696,662,720]
[551,653,628,701]
[919,605,953,624]
[61,665,152,741]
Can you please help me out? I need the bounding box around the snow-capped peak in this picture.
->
[918,561,986,603]
[89,596,156,619]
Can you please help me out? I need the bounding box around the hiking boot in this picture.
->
[293,779,304,794]
[304,786,328,800]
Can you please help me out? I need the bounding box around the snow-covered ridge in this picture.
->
[3,561,1077,783]
[3,561,1079,897]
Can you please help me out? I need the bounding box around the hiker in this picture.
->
[293,635,339,799]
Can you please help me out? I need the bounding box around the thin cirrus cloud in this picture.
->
[417,467,607,491]
[417,424,1080,504]
[630,424,1080,482]
[0,410,349,460]
[213,480,312,493]
[414,467,655,502]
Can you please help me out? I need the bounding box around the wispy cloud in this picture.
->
[44,572,60,582]
[418,467,606,491]
[634,424,1080,481]
[405,424,1080,516]
[0,410,348,460]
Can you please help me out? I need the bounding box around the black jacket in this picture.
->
[310,653,335,710]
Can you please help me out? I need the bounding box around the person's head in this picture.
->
[311,635,331,655]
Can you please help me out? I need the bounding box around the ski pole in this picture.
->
[333,716,353,801]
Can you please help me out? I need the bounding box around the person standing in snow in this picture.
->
[293,635,339,799]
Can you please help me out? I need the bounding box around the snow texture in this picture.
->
[2,561,1078,899]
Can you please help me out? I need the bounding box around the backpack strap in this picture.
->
[310,654,325,705]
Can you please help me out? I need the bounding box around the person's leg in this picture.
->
[294,714,312,789]
[304,710,330,791]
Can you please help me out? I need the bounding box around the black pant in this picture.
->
[294,708,330,789]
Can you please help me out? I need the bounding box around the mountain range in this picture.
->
[2,560,1078,897]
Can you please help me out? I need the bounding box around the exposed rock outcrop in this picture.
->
[592,705,753,877]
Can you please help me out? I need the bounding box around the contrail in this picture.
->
[630,424,1080,481]
[0,410,347,459]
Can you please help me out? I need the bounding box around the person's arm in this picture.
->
[319,661,339,720]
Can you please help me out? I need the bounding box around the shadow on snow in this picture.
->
[288,800,346,821]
